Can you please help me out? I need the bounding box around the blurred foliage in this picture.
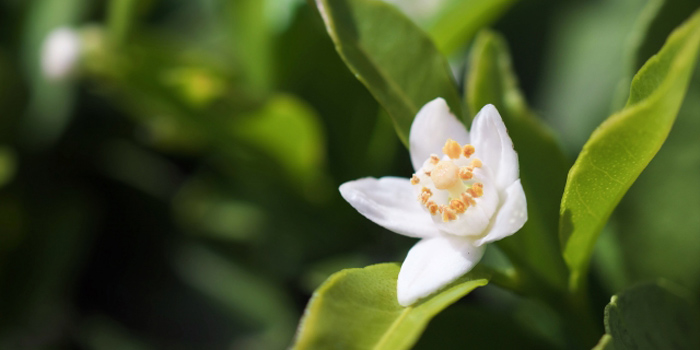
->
[0,0,699,349]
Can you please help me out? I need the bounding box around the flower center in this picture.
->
[411,139,484,223]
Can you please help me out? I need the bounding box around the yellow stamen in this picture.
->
[471,159,482,168]
[410,174,420,185]
[462,144,475,158]
[442,207,457,222]
[467,183,484,198]
[450,199,467,214]
[426,201,439,215]
[461,192,476,206]
[442,139,462,159]
[458,167,473,180]
[419,187,432,204]
[429,154,440,164]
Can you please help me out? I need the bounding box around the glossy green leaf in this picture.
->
[604,281,700,350]
[428,0,517,55]
[560,10,700,291]
[314,0,462,145]
[292,263,488,350]
[467,30,569,290]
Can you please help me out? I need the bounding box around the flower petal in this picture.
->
[339,177,439,238]
[474,179,527,246]
[470,104,519,190]
[409,98,469,172]
[397,235,486,306]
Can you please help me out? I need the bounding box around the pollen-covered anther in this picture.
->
[467,183,484,198]
[450,199,467,214]
[426,201,439,215]
[461,192,476,206]
[442,139,462,159]
[462,144,475,158]
[410,174,420,185]
[471,158,482,168]
[419,187,432,204]
[458,167,473,180]
[430,161,460,190]
[441,206,457,222]
[429,154,440,164]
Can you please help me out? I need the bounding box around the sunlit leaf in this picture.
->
[315,0,462,145]
[604,281,700,350]
[467,29,569,290]
[559,10,700,291]
[292,263,488,350]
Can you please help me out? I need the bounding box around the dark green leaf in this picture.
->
[604,281,700,350]
[315,0,462,145]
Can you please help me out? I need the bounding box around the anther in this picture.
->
[467,183,484,198]
[442,207,457,222]
[471,159,482,168]
[410,174,420,185]
[463,144,475,158]
[458,167,473,180]
[450,199,467,214]
[461,192,476,206]
[426,201,439,215]
[442,139,462,159]
[429,154,440,164]
[419,187,433,204]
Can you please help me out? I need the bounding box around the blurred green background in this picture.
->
[0,0,698,349]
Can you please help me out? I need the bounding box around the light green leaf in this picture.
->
[292,263,488,350]
[427,0,517,55]
[559,10,700,291]
[604,281,700,350]
[315,0,462,145]
[231,94,326,189]
[467,30,569,290]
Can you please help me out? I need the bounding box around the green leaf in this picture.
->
[592,334,615,350]
[314,0,462,145]
[231,94,327,189]
[292,263,488,350]
[0,147,16,188]
[615,66,700,292]
[559,9,700,291]
[427,0,518,55]
[466,30,569,290]
[604,281,700,350]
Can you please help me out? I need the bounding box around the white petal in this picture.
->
[339,177,439,238]
[409,98,469,172]
[397,235,485,306]
[42,27,82,80]
[470,104,519,190]
[474,179,527,246]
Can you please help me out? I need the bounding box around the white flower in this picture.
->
[41,27,82,80]
[339,98,527,306]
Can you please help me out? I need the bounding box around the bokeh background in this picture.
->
[0,0,698,349]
